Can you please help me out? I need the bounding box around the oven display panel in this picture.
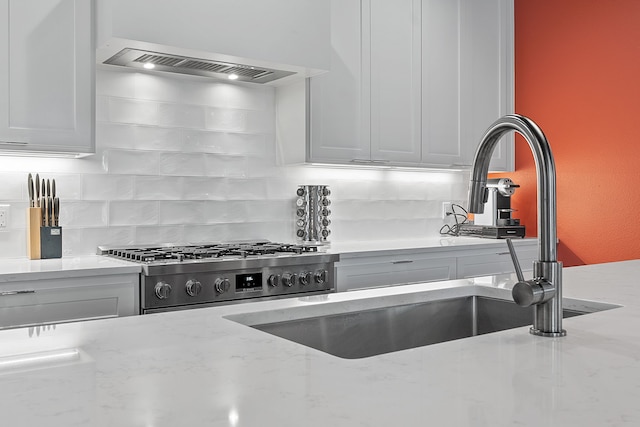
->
[236,273,263,292]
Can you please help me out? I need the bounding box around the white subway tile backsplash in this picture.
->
[80,227,136,253]
[60,201,109,227]
[134,225,184,245]
[133,126,184,152]
[83,174,134,200]
[158,201,206,225]
[202,201,229,224]
[105,150,160,175]
[157,103,206,129]
[0,230,26,258]
[225,179,267,200]
[109,201,159,226]
[205,108,249,132]
[96,95,109,122]
[226,200,250,223]
[108,98,159,126]
[181,177,228,200]
[135,176,184,200]
[159,152,207,177]
[197,82,274,110]
[182,224,230,243]
[205,155,248,178]
[0,172,29,201]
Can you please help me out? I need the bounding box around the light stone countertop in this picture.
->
[0,259,639,426]
[0,255,141,283]
[326,236,537,258]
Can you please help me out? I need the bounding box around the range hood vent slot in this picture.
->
[103,48,295,84]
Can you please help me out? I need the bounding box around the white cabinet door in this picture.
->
[309,0,422,165]
[308,0,369,163]
[422,0,514,171]
[460,0,514,172]
[421,0,465,168]
[0,0,95,156]
[367,0,422,163]
[0,273,138,330]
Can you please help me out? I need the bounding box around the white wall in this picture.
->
[0,68,469,258]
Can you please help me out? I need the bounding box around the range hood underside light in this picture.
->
[103,48,296,84]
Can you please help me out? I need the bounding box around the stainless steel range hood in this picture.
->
[103,48,296,84]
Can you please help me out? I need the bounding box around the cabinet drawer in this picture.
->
[0,274,138,330]
[336,256,456,292]
[456,246,536,279]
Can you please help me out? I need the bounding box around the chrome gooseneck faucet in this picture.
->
[468,114,566,337]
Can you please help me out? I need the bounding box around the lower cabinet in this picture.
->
[335,240,536,292]
[456,245,537,279]
[0,273,138,330]
[336,254,456,292]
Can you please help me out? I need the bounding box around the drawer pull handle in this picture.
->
[392,260,414,264]
[0,290,36,296]
[0,140,28,146]
[496,252,510,255]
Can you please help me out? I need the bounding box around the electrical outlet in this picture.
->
[442,202,453,219]
[0,204,9,229]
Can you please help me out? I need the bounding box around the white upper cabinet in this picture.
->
[96,0,331,84]
[422,0,514,170]
[367,0,422,164]
[307,0,514,171]
[307,0,369,163]
[0,0,95,156]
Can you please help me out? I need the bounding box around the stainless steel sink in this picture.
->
[249,296,611,359]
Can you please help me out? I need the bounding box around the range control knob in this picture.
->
[214,278,231,294]
[155,282,172,300]
[315,270,328,284]
[185,279,203,297]
[299,272,313,286]
[281,273,295,287]
[267,274,280,287]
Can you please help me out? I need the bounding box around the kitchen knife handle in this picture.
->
[28,174,34,207]
[47,197,52,227]
[53,197,59,226]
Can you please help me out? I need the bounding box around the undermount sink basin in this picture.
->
[238,294,619,359]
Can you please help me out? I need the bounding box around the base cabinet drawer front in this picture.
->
[335,241,537,291]
[336,256,456,292]
[0,273,138,330]
[456,245,537,279]
[393,257,456,285]
[336,263,393,292]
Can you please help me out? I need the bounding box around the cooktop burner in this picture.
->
[102,241,319,263]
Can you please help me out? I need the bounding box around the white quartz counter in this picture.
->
[0,259,639,426]
[0,255,141,282]
[327,236,536,258]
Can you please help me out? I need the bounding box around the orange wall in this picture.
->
[500,0,640,266]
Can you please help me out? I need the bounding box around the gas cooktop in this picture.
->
[98,240,338,314]
[99,241,320,263]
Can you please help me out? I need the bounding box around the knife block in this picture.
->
[40,226,62,259]
[27,208,41,260]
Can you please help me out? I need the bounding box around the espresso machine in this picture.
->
[459,178,526,238]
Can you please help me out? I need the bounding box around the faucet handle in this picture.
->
[506,239,557,307]
[505,238,525,282]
